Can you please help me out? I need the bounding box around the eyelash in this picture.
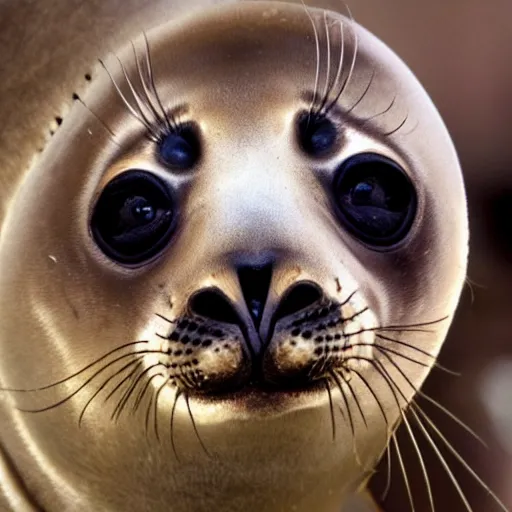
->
[145,113,184,145]
[98,40,186,146]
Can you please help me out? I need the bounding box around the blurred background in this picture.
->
[347,0,512,510]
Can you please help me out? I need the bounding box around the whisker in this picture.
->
[346,355,404,413]
[142,32,176,132]
[339,289,358,308]
[301,0,321,122]
[381,442,393,502]
[327,18,345,111]
[105,361,144,410]
[356,352,503,510]
[99,59,155,139]
[375,337,458,376]
[410,407,473,512]
[74,96,118,140]
[374,344,430,368]
[184,393,211,458]
[153,380,168,442]
[376,335,458,375]
[375,348,487,447]
[145,389,154,438]
[383,112,409,137]
[362,94,397,125]
[341,371,368,428]
[78,358,142,427]
[110,363,144,421]
[170,388,183,461]
[325,379,337,441]
[392,430,416,512]
[112,54,159,140]
[413,405,508,511]
[155,313,176,324]
[341,306,369,326]
[400,118,420,137]
[319,10,332,113]
[112,363,150,421]
[400,408,435,512]
[131,40,166,136]
[344,325,435,339]
[350,368,388,427]
[308,356,323,380]
[324,3,358,113]
[432,363,461,378]
[342,316,448,340]
[345,68,376,114]
[379,316,449,331]
[0,341,148,392]
[330,370,358,459]
[16,350,161,413]
[416,393,487,448]
[376,333,436,359]
[318,352,332,376]
[178,365,195,389]
[133,366,164,414]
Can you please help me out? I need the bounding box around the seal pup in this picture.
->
[0,1,494,510]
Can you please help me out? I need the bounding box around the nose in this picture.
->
[187,260,323,351]
[237,262,273,329]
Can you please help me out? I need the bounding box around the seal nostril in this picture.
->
[188,288,239,325]
[237,263,273,329]
[274,282,323,322]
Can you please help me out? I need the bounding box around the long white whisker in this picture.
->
[401,408,435,512]
[320,10,331,110]
[392,431,416,512]
[414,404,508,512]
[113,55,158,137]
[329,18,345,107]
[131,41,166,133]
[381,441,393,502]
[301,1,321,116]
[99,59,156,140]
[143,32,175,131]
[410,406,473,512]
[325,3,358,112]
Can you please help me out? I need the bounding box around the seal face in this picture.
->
[0,2,468,511]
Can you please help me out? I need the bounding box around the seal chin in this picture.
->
[189,379,330,420]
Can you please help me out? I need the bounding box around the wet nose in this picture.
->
[187,262,323,346]
[237,262,273,329]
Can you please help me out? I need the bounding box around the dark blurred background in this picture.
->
[348,0,512,510]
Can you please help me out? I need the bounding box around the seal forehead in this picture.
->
[145,3,321,121]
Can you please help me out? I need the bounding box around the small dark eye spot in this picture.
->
[298,111,337,157]
[158,125,200,169]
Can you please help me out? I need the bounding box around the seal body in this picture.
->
[0,1,468,511]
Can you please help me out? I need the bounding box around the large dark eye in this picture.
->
[298,111,337,157]
[333,153,417,246]
[91,171,176,264]
[158,126,200,169]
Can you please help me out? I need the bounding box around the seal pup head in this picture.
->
[0,2,468,510]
